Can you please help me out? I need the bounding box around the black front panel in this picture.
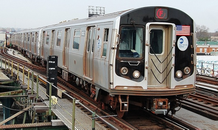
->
[117,6,194,81]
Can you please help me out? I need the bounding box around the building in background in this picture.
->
[196,41,218,55]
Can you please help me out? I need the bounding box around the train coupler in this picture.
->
[151,98,168,115]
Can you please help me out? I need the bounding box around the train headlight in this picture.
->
[175,70,183,78]
[184,67,191,75]
[120,67,128,75]
[133,70,140,79]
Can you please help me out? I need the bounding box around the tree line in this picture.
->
[196,25,218,41]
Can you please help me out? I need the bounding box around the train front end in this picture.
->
[111,6,195,117]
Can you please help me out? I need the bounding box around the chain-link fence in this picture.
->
[196,59,218,78]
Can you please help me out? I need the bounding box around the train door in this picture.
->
[63,28,70,69]
[147,24,174,88]
[30,33,32,52]
[84,26,96,80]
[50,30,55,55]
[41,31,45,58]
[22,34,25,50]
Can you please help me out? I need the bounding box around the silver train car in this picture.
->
[11,6,196,118]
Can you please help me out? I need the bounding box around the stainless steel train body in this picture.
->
[11,6,196,117]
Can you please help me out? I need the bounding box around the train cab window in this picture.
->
[56,30,62,46]
[46,31,50,45]
[118,26,143,58]
[73,30,80,49]
[150,29,163,54]
[102,28,109,57]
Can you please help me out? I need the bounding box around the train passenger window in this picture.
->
[56,30,62,46]
[150,29,163,54]
[119,26,143,58]
[46,31,50,45]
[102,28,109,57]
[73,30,80,49]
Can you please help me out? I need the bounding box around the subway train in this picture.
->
[11,6,196,118]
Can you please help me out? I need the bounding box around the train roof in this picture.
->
[15,6,192,32]
[41,9,131,29]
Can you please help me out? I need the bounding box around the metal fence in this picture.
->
[196,60,218,78]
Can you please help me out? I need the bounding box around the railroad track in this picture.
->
[1,47,201,129]
[179,76,218,120]
[0,48,46,74]
[196,74,218,85]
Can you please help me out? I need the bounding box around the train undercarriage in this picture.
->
[58,67,189,118]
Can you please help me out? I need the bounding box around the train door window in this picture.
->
[73,30,80,49]
[35,32,38,44]
[56,30,62,46]
[92,28,96,52]
[32,33,34,42]
[150,29,163,54]
[43,31,46,44]
[204,48,207,53]
[51,30,55,45]
[46,31,50,45]
[102,28,109,57]
[27,33,30,42]
[65,28,71,48]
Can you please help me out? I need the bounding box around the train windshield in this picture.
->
[118,26,143,58]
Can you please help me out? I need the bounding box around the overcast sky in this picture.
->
[1,0,218,32]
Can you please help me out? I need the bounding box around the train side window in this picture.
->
[102,28,109,57]
[51,30,55,46]
[46,31,50,45]
[73,30,80,49]
[56,30,62,46]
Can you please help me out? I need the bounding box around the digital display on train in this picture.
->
[155,8,168,19]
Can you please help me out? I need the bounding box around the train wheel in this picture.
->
[116,110,125,118]
[116,107,128,118]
